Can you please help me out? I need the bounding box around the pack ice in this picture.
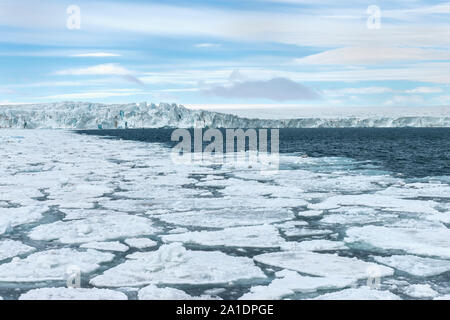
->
[0,129,450,300]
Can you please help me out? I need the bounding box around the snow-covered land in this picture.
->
[0,102,449,129]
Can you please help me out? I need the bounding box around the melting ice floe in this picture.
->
[0,206,49,235]
[162,225,285,248]
[0,240,35,261]
[345,226,450,259]
[254,251,394,280]
[90,243,266,287]
[0,249,114,282]
[373,255,450,277]
[313,287,401,300]
[80,241,129,252]
[28,214,158,244]
[19,288,128,300]
[240,270,355,300]
[125,238,158,249]
[138,285,218,300]
[404,284,438,298]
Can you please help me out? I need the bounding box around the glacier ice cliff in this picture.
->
[0,102,449,129]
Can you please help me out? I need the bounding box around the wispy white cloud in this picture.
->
[433,95,450,105]
[54,63,130,76]
[138,62,450,86]
[324,87,394,95]
[54,63,143,85]
[384,95,425,106]
[295,47,450,65]
[3,0,450,48]
[194,43,221,48]
[405,86,443,93]
[203,77,320,101]
[325,86,444,96]
[71,52,122,57]
[41,88,146,100]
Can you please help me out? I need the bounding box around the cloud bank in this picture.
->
[203,77,320,101]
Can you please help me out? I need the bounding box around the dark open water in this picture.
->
[77,128,450,178]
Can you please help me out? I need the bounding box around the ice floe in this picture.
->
[404,284,438,298]
[28,214,158,244]
[0,248,114,282]
[313,287,401,300]
[162,225,285,248]
[373,255,450,277]
[90,243,266,287]
[19,287,128,300]
[426,211,450,224]
[157,208,294,228]
[310,194,439,215]
[0,240,35,261]
[297,210,323,217]
[0,205,48,234]
[240,270,355,300]
[280,240,347,252]
[346,226,450,259]
[254,251,393,280]
[80,241,129,252]
[320,207,398,225]
[138,285,217,300]
[281,227,332,238]
[377,182,450,199]
[125,238,158,249]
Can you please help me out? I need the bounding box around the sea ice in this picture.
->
[138,285,217,300]
[254,251,393,280]
[125,238,158,249]
[280,240,347,252]
[0,248,114,282]
[426,212,450,224]
[80,241,129,252]
[377,182,450,199]
[90,243,266,287]
[404,284,438,298]
[157,208,294,228]
[374,255,450,277]
[313,287,401,300]
[239,270,355,300]
[19,287,128,300]
[162,225,286,248]
[61,209,121,221]
[0,240,35,261]
[297,210,323,217]
[28,214,158,244]
[309,194,439,215]
[320,207,397,225]
[98,199,154,213]
[281,227,332,237]
[0,205,48,234]
[346,226,450,259]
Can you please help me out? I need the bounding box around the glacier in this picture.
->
[1,101,449,129]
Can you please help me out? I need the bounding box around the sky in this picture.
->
[0,0,450,111]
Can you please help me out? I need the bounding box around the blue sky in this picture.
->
[1,0,450,110]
